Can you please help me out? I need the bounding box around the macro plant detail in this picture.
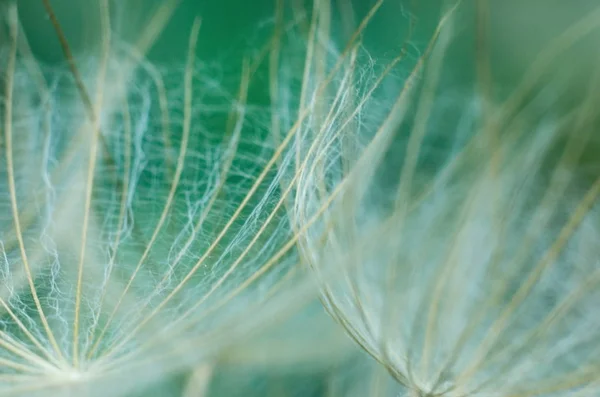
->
[287,2,600,397]
[0,1,335,395]
[2,0,600,396]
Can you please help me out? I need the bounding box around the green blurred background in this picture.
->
[16,0,600,90]
[11,1,600,395]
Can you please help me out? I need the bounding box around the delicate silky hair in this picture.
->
[3,0,600,396]
[283,1,600,397]
[0,1,348,395]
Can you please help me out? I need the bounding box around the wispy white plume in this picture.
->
[285,2,600,396]
[0,2,327,395]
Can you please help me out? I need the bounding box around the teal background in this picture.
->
[10,1,600,396]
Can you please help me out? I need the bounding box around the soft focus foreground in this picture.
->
[2,0,600,396]
[288,1,600,397]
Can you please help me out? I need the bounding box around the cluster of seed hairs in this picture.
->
[0,0,376,394]
[284,1,600,396]
[3,0,600,396]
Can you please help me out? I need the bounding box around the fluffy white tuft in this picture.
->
[285,2,600,396]
[0,2,319,395]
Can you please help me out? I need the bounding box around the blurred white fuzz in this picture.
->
[0,1,328,395]
[284,2,600,397]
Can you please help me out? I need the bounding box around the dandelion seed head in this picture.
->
[284,2,600,396]
[0,2,320,395]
